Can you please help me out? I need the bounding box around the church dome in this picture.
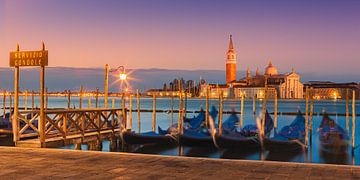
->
[264,60,278,76]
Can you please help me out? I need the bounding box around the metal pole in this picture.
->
[39,65,45,145]
[137,90,140,134]
[13,66,19,143]
[104,64,109,108]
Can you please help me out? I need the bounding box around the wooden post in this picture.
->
[121,93,126,128]
[39,65,45,145]
[88,96,92,108]
[305,86,309,148]
[309,95,314,137]
[184,89,187,119]
[352,90,356,153]
[218,91,223,135]
[9,93,12,121]
[79,85,83,109]
[178,88,183,133]
[253,94,256,115]
[13,66,19,143]
[31,90,35,111]
[346,89,350,132]
[205,86,209,128]
[45,87,48,110]
[240,93,245,128]
[111,98,115,108]
[137,90,141,133]
[95,87,99,108]
[129,94,133,130]
[67,90,71,109]
[104,64,109,108]
[24,89,28,111]
[152,93,156,132]
[2,91,6,118]
[171,95,174,126]
[261,77,268,137]
[274,90,278,129]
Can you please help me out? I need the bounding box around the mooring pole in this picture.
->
[67,90,71,109]
[45,87,48,110]
[261,77,268,137]
[184,86,188,119]
[346,89,350,133]
[178,88,183,133]
[240,93,245,128]
[88,96,92,108]
[121,93,126,128]
[205,86,209,128]
[171,94,174,126]
[2,91,6,118]
[39,64,45,146]
[309,89,314,144]
[31,90,35,111]
[253,94,256,116]
[274,91,278,129]
[79,85,83,109]
[24,89,28,111]
[305,86,309,148]
[95,87,99,108]
[111,98,115,108]
[152,93,156,132]
[9,93,12,122]
[129,94,133,130]
[352,90,356,154]
[218,91,223,135]
[137,90,141,133]
[13,64,19,143]
[104,64,109,108]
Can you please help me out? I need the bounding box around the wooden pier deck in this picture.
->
[0,147,359,179]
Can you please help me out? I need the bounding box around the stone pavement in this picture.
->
[0,147,359,179]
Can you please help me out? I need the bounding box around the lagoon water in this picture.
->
[4,96,360,165]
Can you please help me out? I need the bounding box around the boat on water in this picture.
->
[178,106,218,147]
[318,113,349,155]
[215,110,274,150]
[264,111,305,152]
[122,107,211,146]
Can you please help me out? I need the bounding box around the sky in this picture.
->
[1,0,360,76]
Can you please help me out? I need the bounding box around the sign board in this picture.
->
[10,50,48,67]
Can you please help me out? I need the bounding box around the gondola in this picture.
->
[318,113,349,155]
[178,106,219,147]
[121,128,177,146]
[215,110,274,150]
[264,111,305,152]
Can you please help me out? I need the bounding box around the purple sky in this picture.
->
[1,0,360,76]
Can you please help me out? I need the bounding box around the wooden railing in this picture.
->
[16,108,123,141]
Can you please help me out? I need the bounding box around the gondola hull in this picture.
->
[178,134,214,147]
[122,131,176,146]
[215,135,260,150]
[264,138,304,152]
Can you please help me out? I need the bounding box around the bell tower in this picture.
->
[226,35,237,84]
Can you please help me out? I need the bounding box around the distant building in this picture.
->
[304,81,360,100]
[201,35,304,99]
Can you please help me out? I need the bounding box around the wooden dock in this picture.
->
[0,146,359,179]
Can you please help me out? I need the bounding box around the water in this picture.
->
[2,96,360,165]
